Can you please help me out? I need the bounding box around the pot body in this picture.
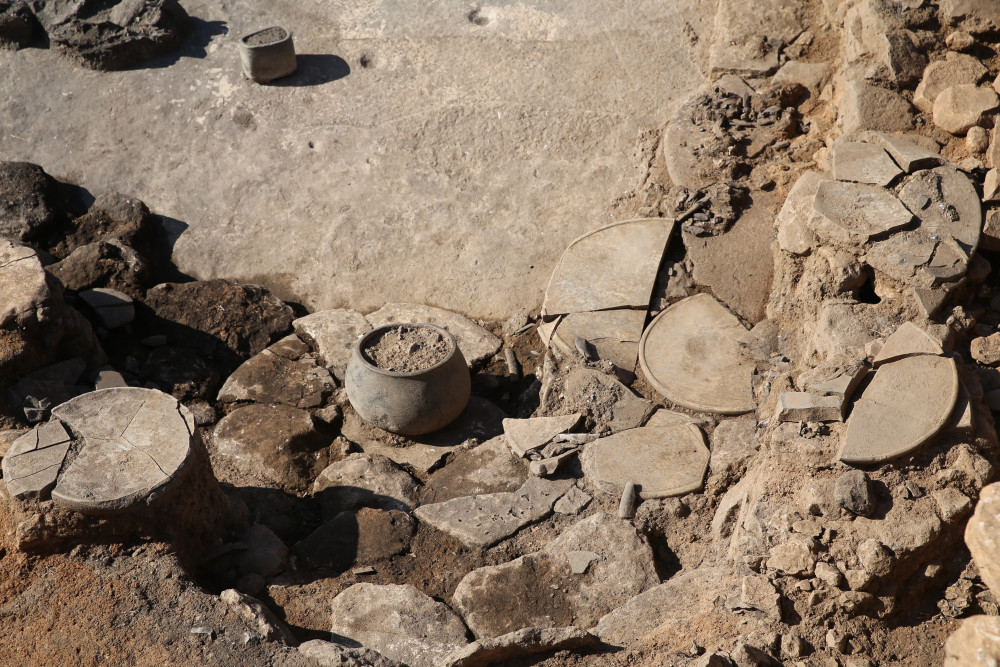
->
[345,324,471,436]
[239,27,297,83]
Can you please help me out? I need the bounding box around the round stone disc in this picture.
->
[638,293,755,415]
[839,354,958,464]
[49,387,195,512]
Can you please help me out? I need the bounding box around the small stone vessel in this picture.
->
[239,26,297,83]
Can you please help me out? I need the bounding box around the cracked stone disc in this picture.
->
[839,354,958,464]
[46,388,195,512]
[638,293,755,415]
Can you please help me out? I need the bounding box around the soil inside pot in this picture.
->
[362,325,453,373]
[245,27,288,46]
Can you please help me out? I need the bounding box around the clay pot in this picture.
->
[345,324,471,436]
[239,26,297,83]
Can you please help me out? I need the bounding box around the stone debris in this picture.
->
[292,508,415,571]
[2,420,74,500]
[871,133,946,173]
[766,537,818,578]
[217,335,336,408]
[298,639,404,667]
[933,84,999,135]
[365,303,501,367]
[830,141,902,186]
[913,53,988,113]
[581,415,709,499]
[291,308,372,380]
[736,574,782,620]
[775,392,843,423]
[839,355,959,464]
[553,486,592,515]
[964,482,1000,596]
[872,322,943,367]
[219,588,296,644]
[805,363,868,403]
[413,476,574,548]
[78,287,134,329]
[453,513,658,638]
[329,583,470,667]
[312,453,420,517]
[528,450,576,477]
[839,80,915,134]
[502,413,581,458]
[776,171,828,255]
[420,435,526,504]
[835,470,875,517]
[441,626,598,667]
[809,181,913,245]
[549,309,644,376]
[639,293,755,415]
[562,368,656,434]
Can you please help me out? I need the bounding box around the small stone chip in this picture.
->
[567,550,599,574]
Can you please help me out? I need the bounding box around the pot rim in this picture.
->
[353,323,461,378]
[240,26,292,47]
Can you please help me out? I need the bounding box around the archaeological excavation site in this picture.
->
[12,0,1000,665]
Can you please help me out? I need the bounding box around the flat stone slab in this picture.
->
[839,354,959,464]
[78,287,135,329]
[638,293,755,415]
[442,627,598,667]
[503,413,582,458]
[873,322,943,367]
[312,453,420,517]
[292,309,372,381]
[18,388,196,512]
[580,418,709,499]
[453,513,658,639]
[0,240,49,328]
[871,132,945,173]
[414,476,574,548]
[831,141,903,186]
[420,435,527,505]
[897,166,982,256]
[542,218,674,316]
[550,309,644,373]
[809,181,913,244]
[776,171,829,255]
[365,303,501,367]
[775,392,844,423]
[330,583,469,667]
[217,338,336,408]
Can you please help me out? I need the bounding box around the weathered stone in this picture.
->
[43,388,194,512]
[709,418,759,490]
[772,61,830,94]
[972,334,1000,366]
[934,85,999,135]
[809,181,913,245]
[217,337,336,409]
[553,486,592,515]
[913,54,988,113]
[7,357,89,423]
[766,537,817,577]
[736,574,782,620]
[529,450,576,477]
[563,368,656,434]
[815,562,845,589]
[933,487,972,523]
[897,167,982,260]
[53,190,156,258]
[292,508,416,570]
[775,392,843,423]
[298,639,403,667]
[581,417,709,499]
[0,161,62,243]
[872,133,945,173]
[366,303,500,367]
[839,355,958,464]
[542,218,673,316]
[966,482,1000,596]
[330,584,470,667]
[839,80,915,134]
[78,287,135,329]
[982,210,1000,251]
[806,363,867,403]
[947,30,976,51]
[414,476,573,548]
[873,322,943,367]
[292,308,372,381]
[454,513,658,639]
[776,171,828,255]
[1,421,73,501]
[442,627,598,667]
[549,309,644,375]
[940,0,1000,33]
[831,141,902,186]
[502,413,581,458]
[312,453,420,518]
[857,539,893,577]
[420,435,526,504]
[944,615,1000,667]
[639,293,755,415]
[968,126,990,153]
[219,588,296,644]
[94,369,128,390]
[835,470,875,517]
[708,44,779,78]
[212,403,330,493]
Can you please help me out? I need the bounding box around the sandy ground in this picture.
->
[0,0,714,320]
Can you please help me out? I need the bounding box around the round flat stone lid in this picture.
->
[638,293,755,415]
[839,354,958,464]
[47,388,195,512]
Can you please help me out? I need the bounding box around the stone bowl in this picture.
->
[345,323,471,436]
[239,26,297,84]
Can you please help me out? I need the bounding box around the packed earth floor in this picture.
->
[11,0,1000,666]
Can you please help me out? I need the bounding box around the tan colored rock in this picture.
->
[767,537,817,577]
[737,574,782,620]
[291,308,371,380]
[944,615,1000,666]
[775,392,843,422]
[806,363,867,402]
[913,54,987,113]
[771,61,830,94]
[871,132,944,173]
[982,209,1000,251]
[366,303,501,367]
[966,482,1000,596]
[831,141,902,186]
[971,333,1000,366]
[580,417,709,499]
[967,126,990,153]
[839,355,958,464]
[984,169,1000,202]
[638,293,755,415]
[872,322,943,367]
[502,413,581,458]
[839,80,915,134]
[946,30,976,51]
[442,627,598,667]
[708,44,779,78]
[989,116,1000,168]
[933,85,999,135]
[809,181,913,245]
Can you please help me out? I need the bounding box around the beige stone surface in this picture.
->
[897,167,982,255]
[839,79,915,134]
[580,419,709,499]
[913,53,987,113]
[775,392,843,423]
[871,132,944,173]
[503,413,581,458]
[831,141,902,186]
[365,303,501,367]
[550,309,644,373]
[839,355,958,464]
[809,181,913,245]
[872,322,943,366]
[776,171,829,255]
[542,218,674,316]
[944,615,1000,667]
[933,84,999,135]
[292,309,371,380]
[639,293,754,415]
[965,482,1000,597]
[0,240,50,328]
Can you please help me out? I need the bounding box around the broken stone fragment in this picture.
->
[839,355,959,464]
[563,368,655,434]
[502,413,581,458]
[549,309,644,376]
[809,181,913,245]
[708,43,779,78]
[834,469,875,517]
[966,483,1000,597]
[638,293,755,415]
[2,420,73,501]
[933,487,972,522]
[872,322,943,367]
[971,333,1000,366]
[831,141,902,186]
[736,574,782,620]
[944,615,1000,667]
[775,392,843,423]
[329,583,470,667]
[933,85,1000,135]
[913,53,988,113]
[766,537,817,577]
[413,476,573,548]
[528,450,576,477]
[441,626,599,667]
[217,336,336,409]
[219,589,296,644]
[78,287,135,329]
[871,133,945,173]
[839,80,915,134]
[312,453,420,518]
[291,308,371,381]
[419,435,526,505]
[553,486,592,515]
[775,171,829,255]
[806,363,867,403]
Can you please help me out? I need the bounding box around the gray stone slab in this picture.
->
[292,309,372,381]
[897,166,982,256]
[217,346,335,408]
[873,322,943,366]
[45,388,195,512]
[330,583,469,667]
[542,218,674,316]
[775,392,844,423]
[2,421,73,500]
[581,420,709,499]
[550,309,644,374]
[638,293,755,415]
[553,486,592,515]
[0,240,49,328]
[414,476,574,548]
[913,53,988,113]
[864,231,938,282]
[313,453,420,515]
[78,287,134,329]
[503,413,581,458]
[871,132,946,173]
[840,355,959,463]
[420,435,527,505]
[366,303,501,367]
[831,141,903,186]
[775,171,829,255]
[809,181,913,245]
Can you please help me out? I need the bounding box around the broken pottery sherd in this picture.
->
[839,354,958,464]
[638,293,755,415]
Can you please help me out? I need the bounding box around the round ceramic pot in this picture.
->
[239,26,297,83]
[345,323,471,436]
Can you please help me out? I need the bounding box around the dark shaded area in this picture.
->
[268,53,350,87]
[137,16,227,70]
